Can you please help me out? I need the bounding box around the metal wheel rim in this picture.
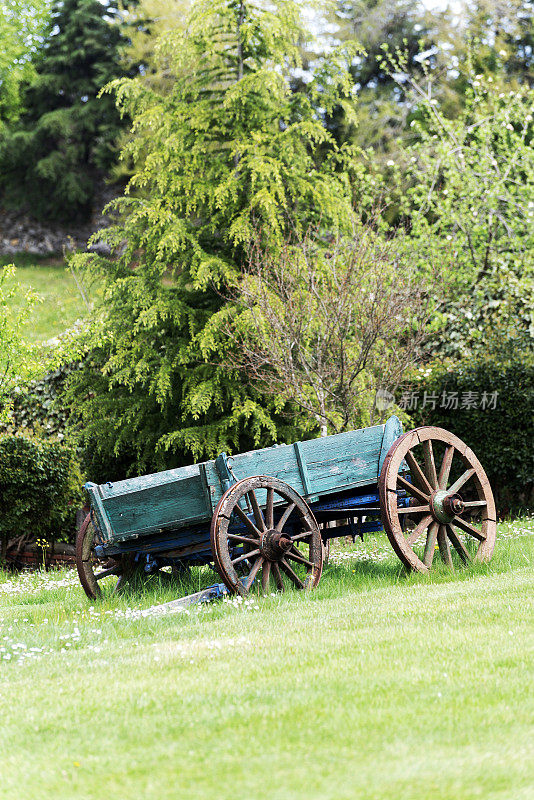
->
[210,475,323,596]
[379,426,497,573]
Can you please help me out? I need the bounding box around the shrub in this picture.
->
[411,358,534,512]
[6,363,78,440]
[0,434,83,558]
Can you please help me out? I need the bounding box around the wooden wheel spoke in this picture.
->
[280,558,305,590]
[397,504,430,515]
[227,533,259,546]
[462,500,487,509]
[447,467,476,495]
[232,548,260,566]
[276,502,296,531]
[452,516,485,541]
[272,562,284,591]
[234,505,261,538]
[244,556,264,591]
[446,524,471,562]
[423,521,439,567]
[437,445,454,490]
[437,524,453,568]
[290,529,313,542]
[287,547,315,569]
[94,565,120,581]
[247,490,266,531]
[261,560,271,592]
[405,450,433,495]
[422,440,438,489]
[406,514,433,546]
[265,488,274,529]
[397,475,430,504]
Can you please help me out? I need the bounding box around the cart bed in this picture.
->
[86,416,402,545]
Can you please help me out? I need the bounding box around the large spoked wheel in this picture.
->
[76,513,134,599]
[210,476,323,596]
[379,427,496,573]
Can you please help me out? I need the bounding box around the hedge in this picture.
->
[411,358,533,512]
[0,434,83,557]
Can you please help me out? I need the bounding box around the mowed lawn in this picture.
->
[1,519,533,800]
[1,253,86,343]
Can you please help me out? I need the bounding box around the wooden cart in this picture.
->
[76,416,497,599]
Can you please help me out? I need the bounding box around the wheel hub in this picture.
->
[430,489,464,523]
[260,529,293,561]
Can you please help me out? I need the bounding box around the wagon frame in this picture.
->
[77,416,497,599]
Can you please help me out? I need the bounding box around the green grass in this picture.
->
[1,518,533,800]
[1,253,87,343]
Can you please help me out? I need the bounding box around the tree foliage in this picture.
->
[0,433,83,558]
[0,0,51,128]
[66,0,361,478]
[0,0,129,221]
[0,265,39,426]
[329,0,444,151]
[226,223,439,435]
[122,0,191,92]
[381,53,534,359]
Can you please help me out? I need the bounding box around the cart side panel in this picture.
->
[99,472,211,542]
[202,445,305,513]
[295,426,384,495]
[205,418,403,508]
[98,463,201,498]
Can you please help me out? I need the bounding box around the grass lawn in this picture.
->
[1,518,533,800]
[1,253,88,344]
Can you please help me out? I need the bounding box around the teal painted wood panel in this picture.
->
[99,463,201,499]
[205,420,399,510]
[101,473,210,540]
[202,447,305,514]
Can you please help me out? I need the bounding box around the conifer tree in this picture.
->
[0,0,128,221]
[68,0,361,478]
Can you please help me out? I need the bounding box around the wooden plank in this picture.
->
[378,415,403,476]
[84,483,114,543]
[101,474,210,539]
[203,422,396,507]
[293,441,311,495]
[98,463,201,499]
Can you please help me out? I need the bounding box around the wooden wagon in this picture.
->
[76,417,496,599]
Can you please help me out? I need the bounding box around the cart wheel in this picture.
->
[379,427,496,572]
[76,513,135,599]
[210,476,323,596]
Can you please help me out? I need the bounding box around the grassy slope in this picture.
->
[1,254,85,343]
[0,520,533,800]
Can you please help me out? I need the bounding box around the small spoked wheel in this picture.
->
[379,427,496,572]
[210,476,323,596]
[76,513,134,599]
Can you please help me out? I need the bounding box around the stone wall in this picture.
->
[0,184,122,256]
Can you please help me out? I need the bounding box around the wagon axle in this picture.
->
[259,529,294,561]
[430,490,465,523]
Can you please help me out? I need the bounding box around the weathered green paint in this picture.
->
[86,416,403,545]
[293,441,312,497]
